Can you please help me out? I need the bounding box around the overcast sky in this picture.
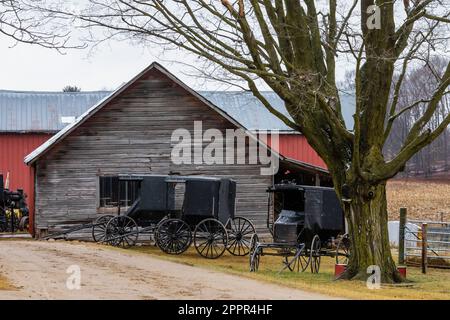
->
[0,34,193,92]
[0,34,350,93]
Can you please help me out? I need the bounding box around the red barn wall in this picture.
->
[0,133,53,234]
[262,134,327,169]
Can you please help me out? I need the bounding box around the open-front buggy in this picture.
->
[0,174,29,232]
[48,174,255,259]
[249,182,350,273]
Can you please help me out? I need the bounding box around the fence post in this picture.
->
[421,223,428,274]
[399,208,407,265]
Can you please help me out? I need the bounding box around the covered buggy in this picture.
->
[249,182,350,273]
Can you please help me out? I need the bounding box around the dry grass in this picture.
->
[0,274,14,291]
[129,246,450,300]
[387,179,450,221]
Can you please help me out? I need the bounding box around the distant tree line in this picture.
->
[384,57,450,178]
[340,57,450,178]
[62,85,81,92]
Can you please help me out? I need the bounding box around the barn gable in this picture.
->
[25,63,257,165]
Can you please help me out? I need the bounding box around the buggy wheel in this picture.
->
[249,234,260,272]
[19,216,29,232]
[284,246,310,272]
[310,235,321,273]
[194,218,228,259]
[335,233,351,265]
[154,216,169,245]
[92,215,114,243]
[226,217,256,256]
[0,209,7,232]
[105,216,139,248]
[156,219,192,255]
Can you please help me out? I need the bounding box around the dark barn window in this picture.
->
[98,176,140,210]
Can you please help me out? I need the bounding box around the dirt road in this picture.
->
[0,240,334,300]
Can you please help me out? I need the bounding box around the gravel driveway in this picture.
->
[0,240,335,300]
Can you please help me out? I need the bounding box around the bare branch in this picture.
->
[0,0,82,50]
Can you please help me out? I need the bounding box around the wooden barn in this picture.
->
[24,62,333,236]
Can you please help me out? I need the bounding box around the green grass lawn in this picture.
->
[129,245,450,300]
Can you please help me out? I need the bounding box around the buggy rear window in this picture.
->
[274,190,305,213]
[99,176,140,209]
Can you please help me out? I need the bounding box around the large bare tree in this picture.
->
[38,0,450,282]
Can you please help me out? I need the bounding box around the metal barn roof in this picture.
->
[0,90,110,133]
[0,89,355,133]
[201,91,292,131]
[204,91,355,131]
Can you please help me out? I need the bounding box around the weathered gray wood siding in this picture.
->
[34,69,273,234]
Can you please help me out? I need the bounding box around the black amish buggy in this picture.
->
[47,174,256,259]
[0,174,29,232]
[249,182,350,273]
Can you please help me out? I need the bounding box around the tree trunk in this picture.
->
[339,181,403,283]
